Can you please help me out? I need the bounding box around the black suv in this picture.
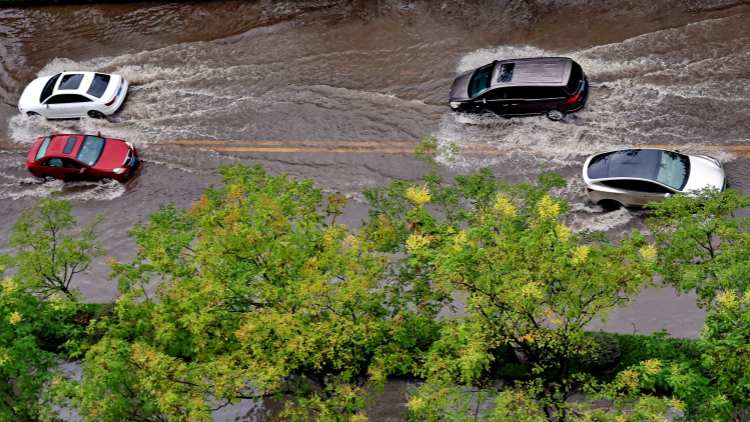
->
[448,57,588,121]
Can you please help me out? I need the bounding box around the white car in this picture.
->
[18,71,128,119]
[583,148,726,208]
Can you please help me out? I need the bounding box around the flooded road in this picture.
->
[1,1,750,418]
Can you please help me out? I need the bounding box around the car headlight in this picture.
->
[449,101,461,109]
[113,167,126,175]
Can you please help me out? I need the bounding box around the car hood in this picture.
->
[18,76,49,109]
[449,70,474,101]
[682,155,726,192]
[92,139,130,170]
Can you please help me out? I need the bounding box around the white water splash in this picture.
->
[0,177,125,201]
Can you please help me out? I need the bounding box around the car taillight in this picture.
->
[105,96,117,107]
[566,92,581,104]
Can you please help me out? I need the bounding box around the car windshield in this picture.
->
[655,150,690,190]
[588,149,690,190]
[76,136,105,166]
[468,63,494,98]
[40,74,61,103]
[87,74,111,98]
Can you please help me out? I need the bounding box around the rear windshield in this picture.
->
[588,149,690,190]
[87,74,111,98]
[76,136,105,166]
[35,136,52,161]
[468,63,494,98]
[59,74,84,90]
[565,62,583,94]
[40,74,61,103]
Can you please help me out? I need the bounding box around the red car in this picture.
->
[26,133,139,182]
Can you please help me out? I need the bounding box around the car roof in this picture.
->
[586,148,690,181]
[41,134,84,159]
[490,57,573,88]
[36,133,123,160]
[51,72,97,97]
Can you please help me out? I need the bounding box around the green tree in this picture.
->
[646,188,750,305]
[65,165,439,421]
[369,171,657,420]
[7,198,103,299]
[0,268,81,422]
[612,189,750,420]
[0,198,102,421]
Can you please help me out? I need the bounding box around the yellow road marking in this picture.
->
[4,139,750,157]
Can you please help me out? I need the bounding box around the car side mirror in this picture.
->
[482,98,487,104]
[664,192,671,198]
[79,168,86,174]
[45,104,49,108]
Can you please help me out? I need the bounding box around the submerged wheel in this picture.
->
[546,109,565,121]
[87,110,105,119]
[597,199,623,212]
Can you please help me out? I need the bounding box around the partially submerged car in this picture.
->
[18,71,128,119]
[582,148,726,208]
[26,133,138,182]
[448,57,588,120]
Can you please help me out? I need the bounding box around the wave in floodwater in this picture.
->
[7,21,449,148]
[436,14,750,171]
[0,176,125,201]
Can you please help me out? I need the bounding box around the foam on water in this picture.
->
[0,178,125,201]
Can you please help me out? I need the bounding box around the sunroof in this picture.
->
[63,136,77,154]
[59,74,84,90]
[497,63,515,83]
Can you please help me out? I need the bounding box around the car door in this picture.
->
[42,157,83,180]
[43,94,92,118]
[601,179,673,207]
[516,86,567,115]
[482,87,523,115]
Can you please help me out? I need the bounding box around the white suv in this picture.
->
[582,148,726,208]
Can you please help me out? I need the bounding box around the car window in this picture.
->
[87,74,111,98]
[468,63,494,98]
[59,74,84,90]
[40,74,61,103]
[601,179,671,193]
[504,87,528,99]
[62,158,81,168]
[63,136,77,154]
[523,86,567,99]
[483,88,507,100]
[35,136,52,161]
[76,136,105,166]
[45,94,92,104]
[45,158,64,167]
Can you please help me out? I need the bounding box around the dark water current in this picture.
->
[1,1,750,419]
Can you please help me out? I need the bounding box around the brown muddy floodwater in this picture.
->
[1,1,750,419]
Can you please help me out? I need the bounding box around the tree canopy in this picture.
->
[3,165,750,421]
